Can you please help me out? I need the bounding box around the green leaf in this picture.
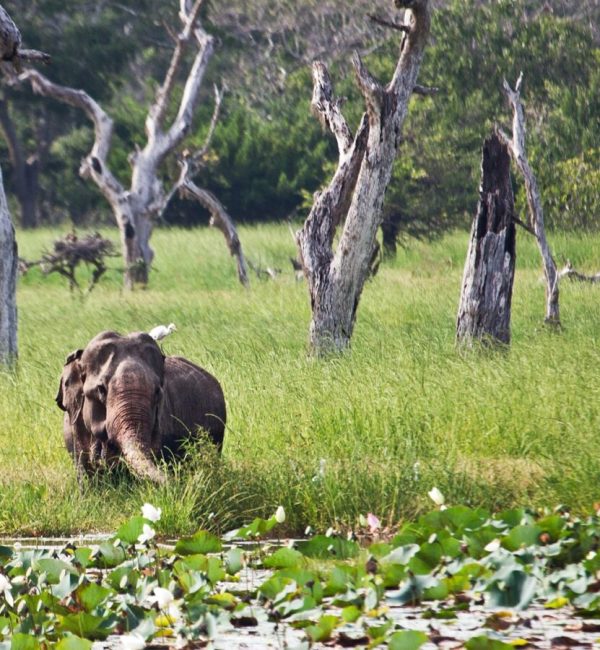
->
[388,630,428,650]
[264,548,304,569]
[55,636,93,650]
[502,525,543,551]
[175,530,222,555]
[10,635,40,650]
[341,605,361,623]
[381,544,420,566]
[97,542,126,568]
[58,613,118,640]
[305,614,339,643]
[296,536,359,560]
[465,636,513,650]
[34,558,78,583]
[73,548,93,569]
[76,583,114,612]
[116,516,149,545]
[225,547,243,575]
[487,570,537,609]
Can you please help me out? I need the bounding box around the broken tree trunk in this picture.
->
[499,73,560,325]
[18,0,217,289]
[456,133,516,346]
[296,0,432,356]
[0,164,17,365]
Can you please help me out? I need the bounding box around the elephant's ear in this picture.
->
[56,349,84,424]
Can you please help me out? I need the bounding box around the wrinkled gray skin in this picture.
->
[56,331,226,484]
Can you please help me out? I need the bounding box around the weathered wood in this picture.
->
[0,164,17,365]
[499,74,560,325]
[18,0,215,290]
[558,261,600,284]
[0,4,49,71]
[297,0,431,355]
[457,133,516,345]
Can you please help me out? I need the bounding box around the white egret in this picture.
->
[149,323,177,341]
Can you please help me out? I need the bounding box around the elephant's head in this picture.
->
[56,331,168,483]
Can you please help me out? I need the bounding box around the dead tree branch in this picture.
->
[498,74,560,325]
[0,5,49,73]
[558,261,600,284]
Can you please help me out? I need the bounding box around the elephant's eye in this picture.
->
[96,384,108,403]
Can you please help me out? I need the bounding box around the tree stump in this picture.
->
[456,133,516,346]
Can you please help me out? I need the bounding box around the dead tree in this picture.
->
[16,0,225,289]
[0,164,17,365]
[296,0,432,355]
[32,232,116,293]
[498,74,560,325]
[456,133,516,346]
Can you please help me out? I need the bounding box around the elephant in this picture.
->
[56,330,226,484]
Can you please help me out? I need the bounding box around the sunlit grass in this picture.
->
[1,224,599,535]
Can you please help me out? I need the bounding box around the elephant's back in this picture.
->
[164,356,226,448]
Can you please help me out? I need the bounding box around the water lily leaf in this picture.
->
[380,544,420,566]
[225,547,243,575]
[205,592,237,609]
[264,547,304,569]
[341,605,361,623]
[388,574,440,605]
[296,536,359,560]
[76,582,114,612]
[465,636,513,650]
[73,548,93,569]
[224,516,278,540]
[487,570,537,609]
[0,547,12,564]
[9,634,40,650]
[55,636,93,650]
[175,530,222,555]
[116,516,149,545]
[97,542,126,568]
[502,525,543,551]
[305,614,339,643]
[58,612,118,640]
[545,596,569,609]
[388,630,428,650]
[34,558,78,583]
[258,575,294,601]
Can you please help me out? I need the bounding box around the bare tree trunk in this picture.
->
[0,164,17,366]
[296,1,432,355]
[17,0,219,289]
[499,74,560,325]
[457,133,516,346]
[0,98,39,227]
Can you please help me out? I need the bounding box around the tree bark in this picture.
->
[0,164,17,366]
[456,133,516,346]
[18,0,216,289]
[499,74,560,325]
[296,0,431,355]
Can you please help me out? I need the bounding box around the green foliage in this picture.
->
[3,502,600,645]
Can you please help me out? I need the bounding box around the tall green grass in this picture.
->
[1,224,599,536]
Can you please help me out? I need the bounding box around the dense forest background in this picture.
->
[0,0,598,237]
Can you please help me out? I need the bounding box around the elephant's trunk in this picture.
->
[107,386,166,484]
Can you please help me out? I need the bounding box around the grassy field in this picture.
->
[1,224,599,537]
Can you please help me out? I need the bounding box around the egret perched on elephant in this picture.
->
[56,330,226,484]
